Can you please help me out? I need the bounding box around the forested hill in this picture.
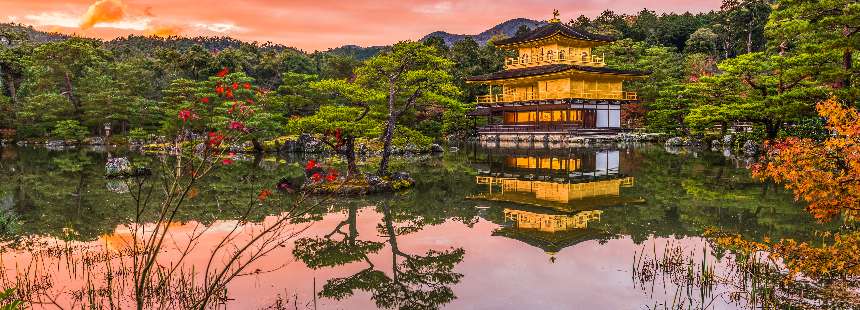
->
[0,23,302,55]
[0,23,70,43]
[421,18,546,46]
[320,45,389,61]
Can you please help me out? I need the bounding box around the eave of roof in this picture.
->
[465,64,651,82]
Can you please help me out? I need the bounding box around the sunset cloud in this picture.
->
[25,12,80,28]
[80,0,127,29]
[193,22,244,34]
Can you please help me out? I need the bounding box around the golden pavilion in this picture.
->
[467,11,649,137]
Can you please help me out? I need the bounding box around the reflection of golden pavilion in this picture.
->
[504,209,602,232]
[492,207,611,254]
[507,156,581,171]
[471,148,643,255]
[477,176,634,204]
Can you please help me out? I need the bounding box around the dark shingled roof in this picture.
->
[494,22,615,46]
[465,64,650,82]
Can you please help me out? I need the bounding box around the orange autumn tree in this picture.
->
[752,97,860,220]
[714,98,860,284]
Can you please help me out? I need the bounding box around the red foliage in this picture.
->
[257,188,273,202]
[200,97,209,104]
[305,160,317,171]
[178,109,197,122]
[229,121,246,131]
[216,67,229,77]
[207,131,224,147]
[753,98,860,220]
[326,169,338,182]
[222,152,236,165]
[311,173,322,183]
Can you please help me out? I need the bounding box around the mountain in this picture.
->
[420,18,547,46]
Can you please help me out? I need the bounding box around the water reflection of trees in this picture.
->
[293,201,466,310]
[0,148,307,242]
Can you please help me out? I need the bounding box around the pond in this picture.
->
[0,144,832,309]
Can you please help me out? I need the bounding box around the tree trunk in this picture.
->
[378,84,398,176]
[747,20,753,54]
[4,72,19,108]
[63,72,82,119]
[843,48,853,89]
[251,138,264,153]
[765,121,780,139]
[842,26,854,89]
[341,136,360,178]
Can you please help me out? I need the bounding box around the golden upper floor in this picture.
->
[494,12,615,70]
[465,12,650,104]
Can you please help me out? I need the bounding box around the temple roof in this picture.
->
[493,22,615,46]
[465,64,650,82]
[492,226,611,253]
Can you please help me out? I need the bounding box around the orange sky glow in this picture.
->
[1,0,722,51]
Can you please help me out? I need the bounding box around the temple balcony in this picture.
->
[505,53,606,70]
[476,90,638,104]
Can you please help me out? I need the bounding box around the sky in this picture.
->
[0,0,722,51]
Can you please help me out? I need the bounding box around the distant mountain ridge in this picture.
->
[420,18,547,46]
[2,17,546,59]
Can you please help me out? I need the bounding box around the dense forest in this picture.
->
[0,0,857,147]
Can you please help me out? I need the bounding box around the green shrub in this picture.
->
[127,128,149,143]
[51,120,88,141]
[778,118,829,141]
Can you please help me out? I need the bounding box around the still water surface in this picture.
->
[0,144,826,309]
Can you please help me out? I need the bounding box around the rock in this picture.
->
[742,140,759,157]
[722,134,734,146]
[300,134,324,153]
[85,137,105,145]
[105,157,132,177]
[390,171,413,182]
[388,171,416,190]
[226,144,244,153]
[711,138,722,148]
[194,143,207,153]
[664,137,688,146]
[46,140,66,147]
[430,143,444,153]
[105,157,151,178]
[365,175,383,186]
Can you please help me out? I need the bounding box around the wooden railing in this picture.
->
[505,53,605,69]
[476,90,637,104]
